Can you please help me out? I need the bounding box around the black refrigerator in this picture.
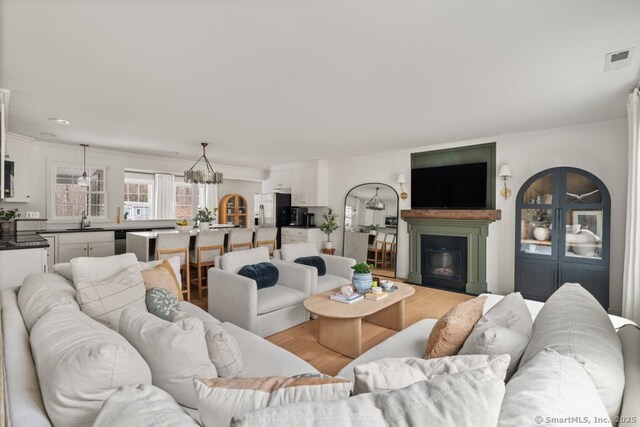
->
[254,192,291,248]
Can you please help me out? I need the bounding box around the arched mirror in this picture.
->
[343,183,399,278]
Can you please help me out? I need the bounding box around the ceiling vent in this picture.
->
[604,47,635,71]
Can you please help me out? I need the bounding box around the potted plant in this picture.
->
[0,208,20,234]
[527,209,551,241]
[351,262,375,293]
[194,207,214,231]
[318,207,339,250]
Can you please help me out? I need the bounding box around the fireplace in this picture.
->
[421,235,467,292]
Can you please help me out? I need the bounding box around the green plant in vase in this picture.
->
[351,262,375,293]
[0,208,20,235]
[527,209,551,241]
[318,207,339,250]
[194,207,215,231]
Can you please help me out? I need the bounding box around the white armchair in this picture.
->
[273,243,356,295]
[208,247,312,337]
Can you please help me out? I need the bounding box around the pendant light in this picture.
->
[77,144,91,187]
[366,187,386,211]
[184,142,223,184]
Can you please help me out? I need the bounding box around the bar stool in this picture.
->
[190,230,225,299]
[383,234,396,268]
[367,232,386,268]
[253,227,278,255]
[228,228,254,252]
[156,232,191,301]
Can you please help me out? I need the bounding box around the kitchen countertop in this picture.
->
[282,225,318,229]
[0,232,49,251]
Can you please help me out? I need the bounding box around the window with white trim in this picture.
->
[53,164,108,219]
[124,179,154,220]
[344,205,354,229]
[175,182,194,220]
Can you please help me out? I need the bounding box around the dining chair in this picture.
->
[189,230,226,299]
[367,232,386,268]
[228,228,254,252]
[155,232,191,301]
[253,227,278,255]
[383,234,396,269]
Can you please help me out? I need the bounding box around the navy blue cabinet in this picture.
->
[515,167,610,309]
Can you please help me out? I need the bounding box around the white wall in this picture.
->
[0,135,267,228]
[326,119,628,314]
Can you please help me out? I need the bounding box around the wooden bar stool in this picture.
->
[383,234,396,268]
[190,230,225,299]
[228,228,254,252]
[156,232,191,301]
[253,227,278,255]
[367,232,386,268]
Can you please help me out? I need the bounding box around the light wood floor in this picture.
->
[190,283,472,376]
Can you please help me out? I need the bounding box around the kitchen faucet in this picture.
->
[80,210,91,230]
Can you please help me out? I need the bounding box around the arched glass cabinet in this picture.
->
[515,167,610,309]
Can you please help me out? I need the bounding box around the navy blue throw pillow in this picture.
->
[238,262,279,289]
[294,256,327,276]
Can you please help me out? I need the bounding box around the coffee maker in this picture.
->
[289,207,307,226]
[303,212,315,228]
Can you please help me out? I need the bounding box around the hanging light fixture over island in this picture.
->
[184,142,223,185]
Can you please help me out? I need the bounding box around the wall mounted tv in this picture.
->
[411,162,487,209]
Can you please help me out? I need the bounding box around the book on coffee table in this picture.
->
[364,292,388,301]
[330,292,364,304]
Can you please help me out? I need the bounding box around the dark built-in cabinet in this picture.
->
[515,167,610,309]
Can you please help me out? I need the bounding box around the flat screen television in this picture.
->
[411,162,487,209]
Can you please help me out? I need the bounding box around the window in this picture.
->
[53,164,107,219]
[175,183,194,219]
[124,179,153,220]
[344,205,354,229]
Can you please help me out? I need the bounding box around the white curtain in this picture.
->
[623,88,640,324]
[154,173,175,219]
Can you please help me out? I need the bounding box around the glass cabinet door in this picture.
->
[563,171,604,260]
[520,173,555,256]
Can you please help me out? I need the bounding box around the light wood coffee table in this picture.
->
[303,282,415,358]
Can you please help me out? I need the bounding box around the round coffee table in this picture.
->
[303,282,415,358]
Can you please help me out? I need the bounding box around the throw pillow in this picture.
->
[425,296,486,359]
[231,367,505,427]
[17,272,78,333]
[518,283,624,419]
[458,292,532,379]
[119,307,217,408]
[74,264,147,330]
[498,349,610,427]
[141,259,183,301]
[237,262,279,289]
[294,256,327,276]
[194,374,352,427]
[146,288,181,321]
[94,384,199,427]
[29,308,152,427]
[202,321,246,378]
[353,354,510,395]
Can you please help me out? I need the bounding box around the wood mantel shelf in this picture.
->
[401,209,501,221]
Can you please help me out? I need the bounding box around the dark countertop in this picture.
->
[282,225,318,229]
[44,226,175,234]
[0,232,49,251]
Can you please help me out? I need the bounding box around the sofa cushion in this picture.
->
[232,367,505,427]
[426,296,486,358]
[294,256,326,276]
[94,384,199,427]
[519,283,624,419]
[238,262,279,289]
[499,349,609,426]
[30,308,152,427]
[141,259,183,301]
[195,374,352,427]
[18,272,78,333]
[202,321,246,378]
[257,285,307,315]
[146,287,181,321]
[74,263,147,330]
[280,242,318,262]
[353,354,510,395]
[71,253,139,283]
[119,307,217,408]
[459,292,532,379]
[317,274,351,294]
[180,301,221,324]
[53,256,182,285]
[220,322,319,377]
[220,247,270,274]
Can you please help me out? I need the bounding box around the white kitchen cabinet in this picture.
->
[0,248,46,289]
[291,168,307,206]
[281,227,322,250]
[270,169,292,190]
[4,136,32,203]
[40,234,57,271]
[57,231,115,263]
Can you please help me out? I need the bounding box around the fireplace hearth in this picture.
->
[421,235,467,292]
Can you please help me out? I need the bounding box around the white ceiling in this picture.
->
[1,1,639,168]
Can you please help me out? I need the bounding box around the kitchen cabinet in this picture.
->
[515,167,610,309]
[290,162,328,207]
[56,231,115,263]
[219,194,249,228]
[0,248,46,289]
[281,227,322,250]
[4,136,32,203]
[40,234,57,271]
[270,169,292,190]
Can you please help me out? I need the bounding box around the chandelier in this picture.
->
[366,187,385,211]
[184,142,223,184]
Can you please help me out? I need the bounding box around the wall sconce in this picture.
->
[396,174,408,200]
[498,165,513,200]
